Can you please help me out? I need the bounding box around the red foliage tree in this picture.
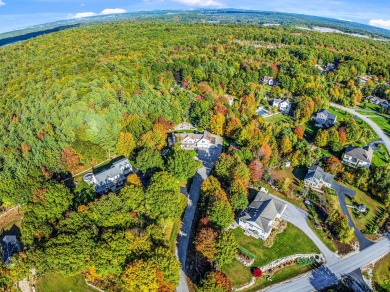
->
[253,268,262,278]
[325,156,343,175]
[294,125,305,140]
[61,147,81,173]
[249,160,264,183]
[258,143,272,165]
[338,127,347,145]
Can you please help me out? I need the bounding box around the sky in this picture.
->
[0,0,390,33]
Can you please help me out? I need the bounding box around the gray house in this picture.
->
[304,165,334,189]
[342,145,373,169]
[2,236,21,265]
[92,158,133,193]
[238,191,287,240]
[312,109,337,127]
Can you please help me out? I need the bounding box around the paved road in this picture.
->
[265,236,390,292]
[330,103,390,153]
[176,144,222,292]
[274,194,339,265]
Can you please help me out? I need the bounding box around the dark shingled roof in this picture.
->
[239,192,287,233]
[305,165,334,184]
[344,145,373,163]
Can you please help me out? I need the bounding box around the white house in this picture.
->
[175,131,217,150]
[342,145,373,169]
[272,98,291,114]
[92,158,133,193]
[312,109,337,127]
[262,76,276,86]
[238,192,287,240]
[304,165,334,189]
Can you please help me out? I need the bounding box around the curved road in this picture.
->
[330,102,390,153]
[265,236,390,292]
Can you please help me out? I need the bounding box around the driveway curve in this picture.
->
[268,194,339,265]
[330,102,390,153]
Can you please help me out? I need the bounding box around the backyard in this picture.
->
[264,113,294,124]
[35,273,98,292]
[222,224,320,288]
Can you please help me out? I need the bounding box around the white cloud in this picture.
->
[369,19,390,30]
[69,8,127,19]
[172,0,223,7]
[71,12,97,19]
[100,8,127,15]
[0,1,6,6]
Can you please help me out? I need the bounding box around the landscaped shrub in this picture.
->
[238,246,254,259]
[296,257,316,266]
[252,268,262,278]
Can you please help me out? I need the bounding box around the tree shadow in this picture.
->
[309,266,339,291]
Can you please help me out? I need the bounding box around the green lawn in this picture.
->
[372,253,390,292]
[358,102,382,112]
[243,264,313,292]
[372,144,390,167]
[370,115,390,136]
[340,182,384,233]
[306,219,337,252]
[35,273,98,292]
[222,224,319,287]
[264,114,293,124]
[329,107,353,120]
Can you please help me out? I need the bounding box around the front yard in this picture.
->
[342,182,386,237]
[370,115,390,136]
[372,144,390,167]
[222,223,320,288]
[35,273,98,292]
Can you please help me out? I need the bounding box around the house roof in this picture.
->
[93,158,132,186]
[344,145,373,163]
[316,109,336,125]
[305,165,334,184]
[2,236,21,265]
[176,131,216,145]
[240,192,287,233]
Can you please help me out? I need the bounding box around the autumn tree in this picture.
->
[325,156,343,175]
[116,131,136,157]
[195,227,218,262]
[61,147,81,173]
[293,125,305,140]
[248,160,264,183]
[201,271,232,292]
[228,179,248,211]
[210,113,225,136]
[280,136,293,155]
[167,148,200,180]
[122,259,159,292]
[315,129,328,147]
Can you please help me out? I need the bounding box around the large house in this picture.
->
[358,75,372,85]
[175,131,217,150]
[272,98,291,114]
[2,236,21,265]
[238,191,287,240]
[342,145,373,169]
[312,109,337,127]
[91,158,133,193]
[304,165,334,189]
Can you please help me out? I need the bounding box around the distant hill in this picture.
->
[1,9,389,47]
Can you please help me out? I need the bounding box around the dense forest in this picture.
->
[0,21,389,290]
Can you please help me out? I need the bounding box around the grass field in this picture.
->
[264,113,293,124]
[35,273,98,292]
[342,182,385,233]
[222,224,319,287]
[372,144,390,167]
[370,115,390,136]
[372,253,390,291]
[329,107,353,120]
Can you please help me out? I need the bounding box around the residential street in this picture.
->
[265,236,390,292]
[176,144,222,292]
[275,194,339,265]
[330,102,390,153]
